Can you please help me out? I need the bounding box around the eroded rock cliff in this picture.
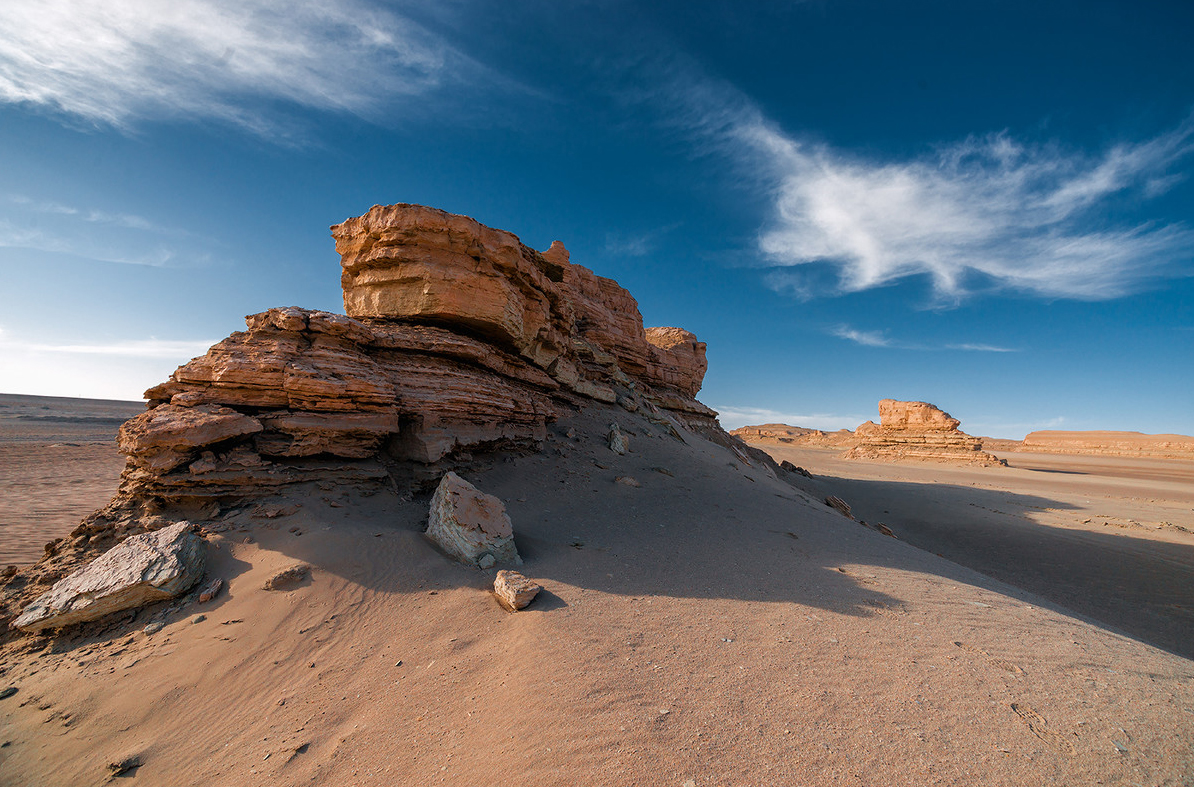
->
[109,203,716,510]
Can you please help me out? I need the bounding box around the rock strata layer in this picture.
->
[12,521,205,632]
[843,400,1005,466]
[108,203,718,508]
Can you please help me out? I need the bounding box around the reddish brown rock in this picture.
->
[334,204,574,371]
[331,204,708,408]
[105,203,723,509]
[843,400,1005,466]
[645,327,707,399]
[118,404,263,474]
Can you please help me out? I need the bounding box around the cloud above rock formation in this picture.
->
[0,0,470,133]
[752,119,1194,302]
[638,59,1193,302]
[713,405,866,433]
[0,195,206,267]
[830,324,1017,353]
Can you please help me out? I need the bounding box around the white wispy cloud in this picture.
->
[830,325,891,347]
[0,328,215,360]
[713,405,865,432]
[604,222,683,258]
[945,343,1016,353]
[0,194,209,267]
[0,0,471,133]
[0,329,215,400]
[830,323,1016,352]
[638,59,1194,301]
[749,119,1194,301]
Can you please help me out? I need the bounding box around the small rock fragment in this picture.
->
[615,476,641,488]
[192,614,207,624]
[108,754,142,776]
[251,503,301,519]
[143,622,165,635]
[0,687,17,700]
[780,460,812,478]
[652,466,674,477]
[494,570,542,611]
[263,564,311,591]
[197,577,223,603]
[825,496,853,519]
[607,423,628,455]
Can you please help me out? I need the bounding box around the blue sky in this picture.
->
[0,0,1191,438]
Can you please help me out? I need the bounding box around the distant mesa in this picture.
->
[985,430,1194,460]
[729,424,855,448]
[843,400,1006,466]
[733,400,1007,467]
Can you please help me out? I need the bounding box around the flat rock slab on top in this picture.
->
[13,521,206,632]
[426,472,521,567]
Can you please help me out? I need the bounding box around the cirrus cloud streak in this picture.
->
[0,0,469,134]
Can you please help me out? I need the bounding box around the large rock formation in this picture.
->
[109,204,716,509]
[843,400,1005,466]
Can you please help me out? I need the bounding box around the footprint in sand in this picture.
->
[953,641,1026,675]
[1010,702,1076,754]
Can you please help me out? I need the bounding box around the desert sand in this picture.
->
[0,394,144,567]
[745,442,1194,662]
[0,399,1191,785]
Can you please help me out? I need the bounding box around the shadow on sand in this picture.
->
[804,472,1194,661]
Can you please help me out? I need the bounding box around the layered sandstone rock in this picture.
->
[843,400,1005,466]
[106,204,718,508]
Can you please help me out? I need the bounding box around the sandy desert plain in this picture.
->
[1,393,1193,786]
[0,205,1192,786]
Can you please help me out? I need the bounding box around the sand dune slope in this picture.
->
[1,404,1191,786]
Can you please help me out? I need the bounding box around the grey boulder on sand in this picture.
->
[12,521,206,633]
[426,472,521,567]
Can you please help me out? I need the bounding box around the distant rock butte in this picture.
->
[112,203,716,506]
[729,424,855,448]
[843,400,1005,466]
